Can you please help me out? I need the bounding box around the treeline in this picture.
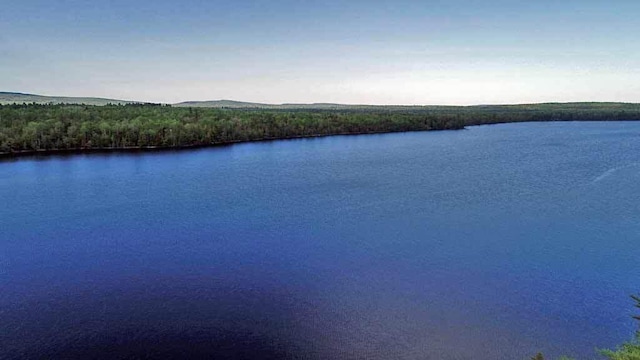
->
[0,103,463,154]
[2,102,640,155]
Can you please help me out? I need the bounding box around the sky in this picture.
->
[1,0,639,105]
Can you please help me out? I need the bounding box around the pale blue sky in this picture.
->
[1,0,639,104]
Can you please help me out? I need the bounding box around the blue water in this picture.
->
[1,122,639,359]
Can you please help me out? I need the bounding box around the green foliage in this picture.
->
[0,103,466,154]
[600,295,640,360]
[599,334,640,360]
[2,102,640,156]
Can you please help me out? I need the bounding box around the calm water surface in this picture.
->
[1,122,639,359]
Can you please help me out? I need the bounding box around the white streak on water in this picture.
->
[592,163,639,183]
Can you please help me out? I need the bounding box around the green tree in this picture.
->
[600,295,640,360]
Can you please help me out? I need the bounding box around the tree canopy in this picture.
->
[2,102,640,156]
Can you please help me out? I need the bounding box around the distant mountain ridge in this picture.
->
[173,99,272,108]
[171,100,387,109]
[0,92,414,109]
[2,92,640,111]
[0,92,138,106]
[1,92,346,108]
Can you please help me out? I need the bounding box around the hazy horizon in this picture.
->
[2,0,639,105]
[4,90,640,107]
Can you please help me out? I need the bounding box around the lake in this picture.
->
[1,122,639,359]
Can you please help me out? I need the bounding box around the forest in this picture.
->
[2,102,640,156]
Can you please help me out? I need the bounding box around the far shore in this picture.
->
[0,128,462,160]
[3,101,640,160]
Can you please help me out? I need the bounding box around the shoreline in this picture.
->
[0,127,462,160]
[3,118,640,161]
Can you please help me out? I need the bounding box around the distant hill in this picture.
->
[172,100,354,109]
[2,92,640,113]
[2,92,413,109]
[173,100,640,112]
[0,92,138,105]
[172,100,441,110]
[173,100,273,108]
